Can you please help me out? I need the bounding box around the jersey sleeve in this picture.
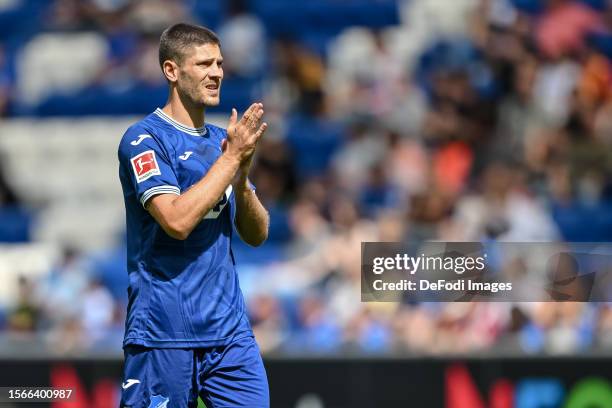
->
[118,130,180,208]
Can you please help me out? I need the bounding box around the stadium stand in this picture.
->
[0,0,612,362]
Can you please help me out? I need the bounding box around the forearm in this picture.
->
[148,103,268,241]
[149,153,240,239]
[233,176,269,246]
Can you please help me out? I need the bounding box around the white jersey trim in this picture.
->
[140,185,181,207]
[154,108,208,136]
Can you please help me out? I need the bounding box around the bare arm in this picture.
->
[147,103,267,240]
[147,154,239,240]
[233,175,269,246]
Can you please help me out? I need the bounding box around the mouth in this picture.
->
[205,84,219,91]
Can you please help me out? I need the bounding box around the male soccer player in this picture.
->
[117,23,269,408]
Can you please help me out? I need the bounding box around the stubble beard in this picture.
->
[178,80,221,109]
[202,93,221,107]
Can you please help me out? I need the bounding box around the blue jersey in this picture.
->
[118,108,252,348]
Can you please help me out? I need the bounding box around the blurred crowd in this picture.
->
[2,0,612,356]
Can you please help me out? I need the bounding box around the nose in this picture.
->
[210,62,223,79]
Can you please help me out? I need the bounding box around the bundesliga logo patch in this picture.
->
[131,150,161,183]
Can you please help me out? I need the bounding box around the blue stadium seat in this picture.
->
[23,77,259,117]
[552,202,612,242]
[285,114,344,180]
[578,0,607,11]
[32,83,167,116]
[0,0,52,41]
[231,239,286,265]
[90,245,128,303]
[586,31,612,59]
[0,206,32,243]
[511,0,545,15]
[208,76,262,113]
[190,0,226,30]
[251,0,399,41]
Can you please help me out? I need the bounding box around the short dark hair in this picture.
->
[158,23,220,68]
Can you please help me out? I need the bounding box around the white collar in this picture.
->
[154,108,208,136]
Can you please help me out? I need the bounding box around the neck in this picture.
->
[162,88,206,128]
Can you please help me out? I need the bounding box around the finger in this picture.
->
[247,107,264,130]
[253,122,268,141]
[229,108,238,127]
[247,103,264,123]
[240,103,259,124]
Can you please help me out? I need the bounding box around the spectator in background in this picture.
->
[450,160,559,241]
[273,39,326,116]
[597,304,612,349]
[36,247,92,329]
[80,278,115,347]
[331,120,388,194]
[291,293,342,352]
[0,157,31,242]
[493,53,545,161]
[0,45,10,116]
[217,0,266,78]
[7,276,40,333]
[520,302,596,354]
[0,157,19,207]
[535,0,603,60]
[2,0,612,357]
[248,294,287,353]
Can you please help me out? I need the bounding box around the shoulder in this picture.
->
[119,123,147,146]
[118,116,172,160]
[119,115,155,147]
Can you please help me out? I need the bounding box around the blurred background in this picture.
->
[1,0,612,406]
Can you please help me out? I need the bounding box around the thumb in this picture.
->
[229,108,237,127]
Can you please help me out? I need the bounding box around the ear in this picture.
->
[162,60,179,83]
